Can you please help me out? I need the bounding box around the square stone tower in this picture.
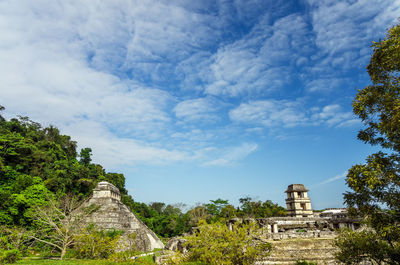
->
[285,184,313,217]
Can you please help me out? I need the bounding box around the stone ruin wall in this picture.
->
[165,216,350,265]
[223,216,356,265]
[227,214,359,241]
[222,208,361,264]
[163,184,361,264]
[256,238,340,265]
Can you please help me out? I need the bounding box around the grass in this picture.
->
[15,258,208,265]
[16,256,154,265]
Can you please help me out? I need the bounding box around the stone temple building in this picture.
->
[81,181,164,251]
[223,184,361,264]
[225,183,358,236]
[285,184,313,217]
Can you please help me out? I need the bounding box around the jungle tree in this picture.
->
[336,24,400,264]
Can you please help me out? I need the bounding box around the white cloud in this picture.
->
[0,0,200,167]
[62,120,188,169]
[121,1,219,74]
[202,143,258,166]
[175,51,214,92]
[311,104,357,127]
[0,37,174,135]
[229,100,307,128]
[203,14,311,97]
[312,171,348,187]
[173,97,219,122]
[230,100,358,129]
[0,0,221,80]
[307,0,400,70]
[1,0,273,169]
[0,38,180,165]
[306,78,348,92]
[299,0,400,95]
[171,129,214,142]
[0,0,388,172]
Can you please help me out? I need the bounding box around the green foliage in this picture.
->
[238,197,287,218]
[335,229,392,264]
[182,220,271,265]
[16,258,155,264]
[108,233,137,262]
[110,254,154,265]
[72,226,122,260]
[354,24,400,150]
[341,24,400,264]
[184,197,286,228]
[205,199,229,217]
[131,255,156,265]
[179,263,207,265]
[0,249,21,264]
[0,114,131,228]
[122,199,192,238]
[0,226,28,256]
[204,199,236,222]
[79,148,92,166]
[187,206,209,227]
[126,196,287,239]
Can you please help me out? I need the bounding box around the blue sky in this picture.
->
[1,0,399,210]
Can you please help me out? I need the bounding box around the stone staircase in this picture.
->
[256,238,339,265]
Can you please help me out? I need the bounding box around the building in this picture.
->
[320,208,361,230]
[80,181,164,251]
[285,184,313,217]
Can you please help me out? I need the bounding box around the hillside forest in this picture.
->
[0,106,286,239]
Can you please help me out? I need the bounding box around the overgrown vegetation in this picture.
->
[0,113,127,226]
[0,249,21,264]
[168,220,271,265]
[0,109,286,262]
[71,226,123,260]
[16,257,155,264]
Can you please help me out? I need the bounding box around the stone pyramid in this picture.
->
[82,181,164,251]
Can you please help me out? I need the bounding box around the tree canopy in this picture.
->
[338,24,400,264]
[0,112,127,227]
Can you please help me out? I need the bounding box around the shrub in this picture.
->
[334,228,390,264]
[0,249,21,264]
[165,250,188,264]
[108,233,138,262]
[180,220,271,265]
[72,226,122,259]
[0,226,28,256]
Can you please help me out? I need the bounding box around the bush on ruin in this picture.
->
[169,220,271,265]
